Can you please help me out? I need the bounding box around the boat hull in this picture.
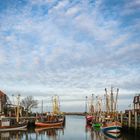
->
[86,115,94,125]
[0,124,27,132]
[35,121,63,127]
[101,121,122,133]
[102,126,122,133]
[92,123,102,127]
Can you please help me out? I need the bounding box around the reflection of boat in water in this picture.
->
[103,131,122,140]
[93,125,101,132]
[35,126,64,133]
[35,126,64,139]
[85,124,93,132]
[0,129,27,140]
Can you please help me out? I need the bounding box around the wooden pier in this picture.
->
[118,109,140,130]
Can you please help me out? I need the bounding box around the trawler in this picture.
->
[35,95,65,128]
[101,87,122,133]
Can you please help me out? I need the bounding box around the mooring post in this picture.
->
[134,110,138,130]
[120,111,123,124]
[128,110,131,128]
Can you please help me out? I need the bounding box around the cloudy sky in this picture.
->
[0,0,140,112]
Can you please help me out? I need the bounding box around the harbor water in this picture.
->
[0,115,139,140]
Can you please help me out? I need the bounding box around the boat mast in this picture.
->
[52,95,60,114]
[16,94,20,123]
[85,96,88,114]
[114,88,119,112]
[90,94,94,115]
[110,87,114,113]
[105,88,110,113]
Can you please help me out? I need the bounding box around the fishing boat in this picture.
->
[35,95,65,128]
[0,95,28,131]
[86,115,94,125]
[35,120,63,127]
[92,95,102,129]
[102,119,122,133]
[92,123,102,128]
[0,117,27,132]
[85,94,95,125]
[35,115,64,127]
[101,87,122,133]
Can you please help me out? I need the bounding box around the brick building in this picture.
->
[0,90,7,114]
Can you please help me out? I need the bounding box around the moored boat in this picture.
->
[35,95,65,128]
[35,120,63,127]
[0,116,27,132]
[92,123,102,128]
[0,94,28,132]
[85,94,95,125]
[101,87,122,134]
[86,115,94,125]
[35,115,64,127]
[35,125,64,133]
[101,121,122,133]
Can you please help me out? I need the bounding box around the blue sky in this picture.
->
[0,0,140,112]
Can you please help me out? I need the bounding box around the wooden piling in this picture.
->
[134,110,138,130]
[120,111,123,124]
[128,110,131,128]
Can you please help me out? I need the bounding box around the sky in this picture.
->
[0,0,140,112]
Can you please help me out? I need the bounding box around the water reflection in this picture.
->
[103,131,122,140]
[85,124,103,140]
[0,130,27,140]
[35,127,64,140]
[0,127,64,140]
[0,116,139,140]
[85,124,122,140]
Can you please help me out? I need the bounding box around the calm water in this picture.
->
[0,116,139,140]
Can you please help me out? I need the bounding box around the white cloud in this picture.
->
[0,0,139,111]
[109,34,130,47]
[66,5,81,16]
[121,0,140,15]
